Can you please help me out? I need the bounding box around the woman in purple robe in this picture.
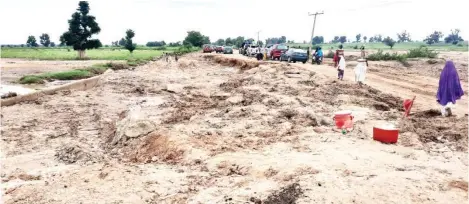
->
[436,60,464,116]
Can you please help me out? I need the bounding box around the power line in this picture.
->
[308,11,324,62]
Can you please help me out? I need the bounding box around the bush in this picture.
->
[406,46,438,58]
[367,50,408,63]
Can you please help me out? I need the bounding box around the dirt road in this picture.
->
[1,53,467,204]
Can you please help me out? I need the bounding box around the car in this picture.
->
[246,45,259,57]
[215,46,224,53]
[203,44,213,53]
[279,49,308,63]
[223,46,233,54]
[269,44,289,60]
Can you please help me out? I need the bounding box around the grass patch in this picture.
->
[19,70,92,84]
[1,48,168,60]
[18,62,130,84]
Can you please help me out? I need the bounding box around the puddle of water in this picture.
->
[0,84,36,96]
[0,80,76,97]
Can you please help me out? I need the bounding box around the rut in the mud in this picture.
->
[399,109,468,151]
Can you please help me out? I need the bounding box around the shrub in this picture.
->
[406,46,438,58]
[367,50,408,65]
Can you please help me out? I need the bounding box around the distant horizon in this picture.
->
[1,0,467,45]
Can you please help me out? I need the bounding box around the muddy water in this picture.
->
[0,80,77,97]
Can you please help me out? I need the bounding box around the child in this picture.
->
[337,55,346,80]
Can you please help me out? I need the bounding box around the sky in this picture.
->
[0,0,467,45]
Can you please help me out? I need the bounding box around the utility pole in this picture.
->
[256,30,261,46]
[308,11,324,62]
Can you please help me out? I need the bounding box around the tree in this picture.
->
[363,36,368,43]
[124,29,136,53]
[50,42,56,47]
[279,36,287,44]
[234,36,245,48]
[444,29,464,45]
[397,30,411,43]
[355,34,361,42]
[118,38,126,46]
[368,37,374,43]
[424,31,443,45]
[168,41,181,47]
[146,41,166,47]
[332,36,340,43]
[215,38,225,45]
[39,33,51,47]
[183,31,210,47]
[372,34,383,42]
[383,36,396,49]
[258,41,264,47]
[225,37,232,46]
[60,1,102,59]
[312,36,324,45]
[339,36,347,44]
[26,35,38,47]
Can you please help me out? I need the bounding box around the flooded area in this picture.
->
[0,58,116,98]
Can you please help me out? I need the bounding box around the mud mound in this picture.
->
[129,133,184,164]
[413,109,441,117]
[399,112,468,151]
[315,81,403,111]
[262,183,303,204]
[203,55,260,70]
[55,144,100,165]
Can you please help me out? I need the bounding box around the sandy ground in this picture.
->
[1,52,467,204]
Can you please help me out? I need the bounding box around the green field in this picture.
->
[1,48,170,60]
[287,42,468,51]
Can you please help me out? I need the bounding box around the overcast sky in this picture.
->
[0,0,467,45]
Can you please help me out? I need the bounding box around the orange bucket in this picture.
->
[373,126,399,143]
[333,111,354,129]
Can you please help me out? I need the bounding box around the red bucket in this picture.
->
[333,111,354,129]
[373,127,399,143]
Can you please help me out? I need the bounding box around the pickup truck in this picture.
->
[246,45,260,57]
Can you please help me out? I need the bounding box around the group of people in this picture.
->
[163,52,179,63]
[328,47,463,117]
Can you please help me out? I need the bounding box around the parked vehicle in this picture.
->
[279,49,308,63]
[215,46,224,53]
[203,44,213,53]
[247,45,259,57]
[239,43,250,55]
[223,46,233,54]
[269,44,289,60]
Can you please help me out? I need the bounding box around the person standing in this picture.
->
[360,46,366,58]
[436,60,464,116]
[337,55,346,80]
[174,53,179,62]
[354,59,368,86]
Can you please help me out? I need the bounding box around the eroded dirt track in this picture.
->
[1,53,467,204]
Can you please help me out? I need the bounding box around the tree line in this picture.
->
[18,1,211,59]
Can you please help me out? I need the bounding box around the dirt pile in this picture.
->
[203,55,260,70]
[399,110,468,151]
[308,80,404,112]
